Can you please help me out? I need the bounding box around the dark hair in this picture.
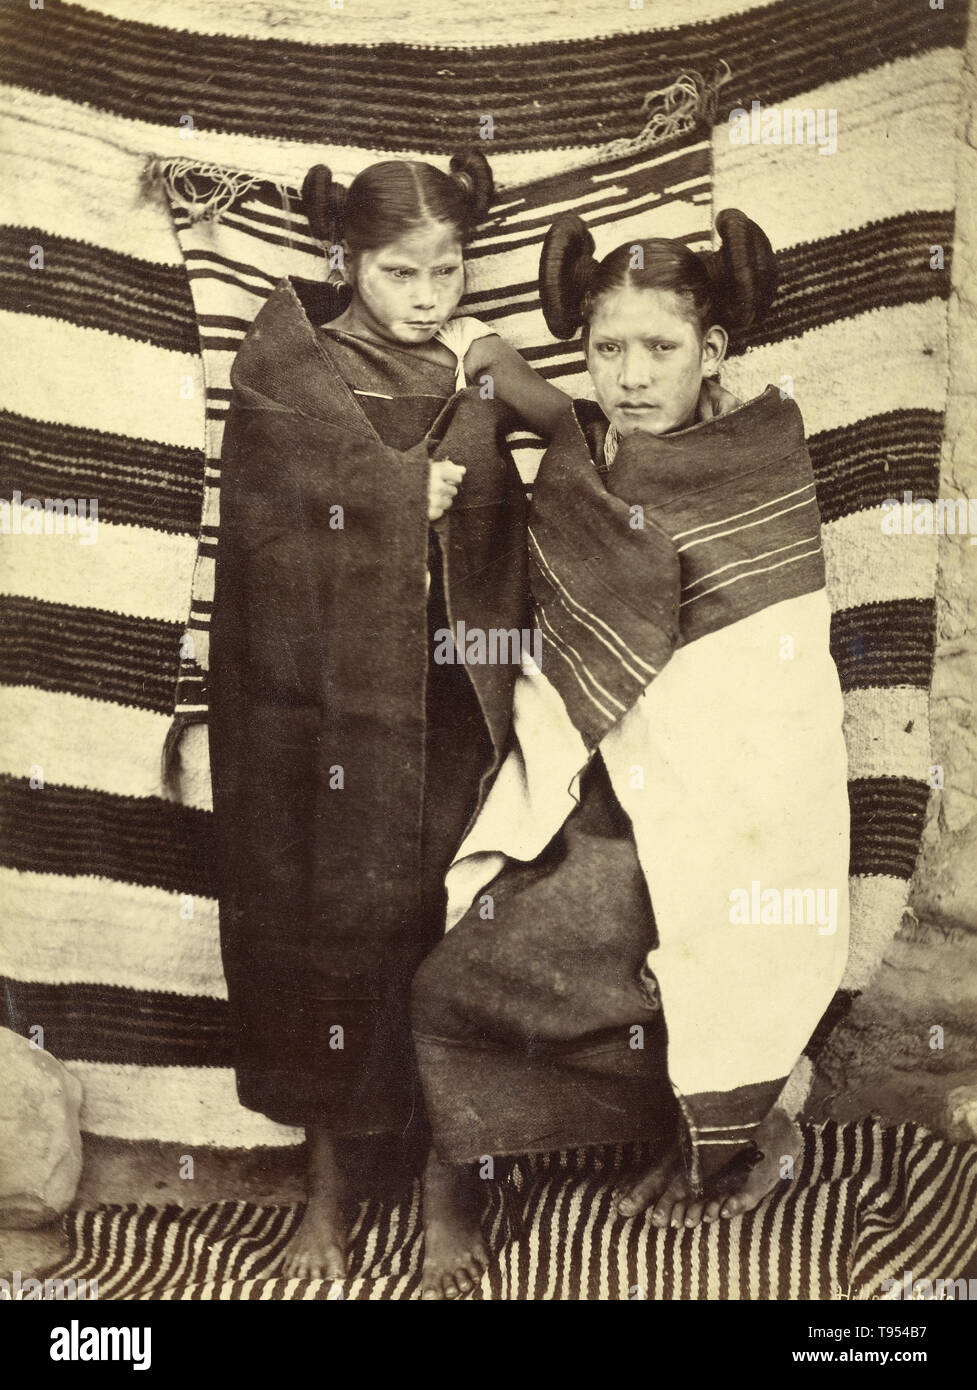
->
[301,150,493,254]
[539,208,778,342]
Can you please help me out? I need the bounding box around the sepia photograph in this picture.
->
[1,0,976,1359]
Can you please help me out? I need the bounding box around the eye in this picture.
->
[596,341,620,355]
[436,266,461,277]
[388,267,414,279]
[653,342,677,354]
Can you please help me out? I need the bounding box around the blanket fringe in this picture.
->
[601,60,731,159]
[143,154,293,225]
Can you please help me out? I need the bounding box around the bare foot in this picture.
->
[420,1147,488,1300]
[716,1106,803,1221]
[280,1124,348,1281]
[612,1107,804,1229]
[612,1147,684,1220]
[614,1148,706,1230]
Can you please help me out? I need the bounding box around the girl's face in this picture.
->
[344,220,465,346]
[585,286,727,437]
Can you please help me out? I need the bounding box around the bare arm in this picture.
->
[466,334,571,440]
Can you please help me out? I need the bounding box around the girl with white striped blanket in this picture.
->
[412,209,851,1259]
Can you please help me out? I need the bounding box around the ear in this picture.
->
[701,323,728,376]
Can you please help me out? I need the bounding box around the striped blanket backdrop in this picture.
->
[149,124,715,743]
[0,0,972,1295]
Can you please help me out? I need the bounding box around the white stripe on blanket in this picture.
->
[535,608,624,723]
[842,687,931,781]
[821,507,939,611]
[0,868,223,997]
[72,0,781,47]
[672,483,816,543]
[65,1062,303,1147]
[1,519,198,624]
[684,535,822,593]
[0,132,186,264]
[529,527,657,679]
[0,687,191,804]
[713,49,960,247]
[722,300,948,438]
[0,310,205,445]
[679,546,825,607]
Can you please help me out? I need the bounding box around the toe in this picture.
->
[703,1199,722,1224]
[422,1282,443,1300]
[443,1275,460,1300]
[455,1270,473,1295]
[669,1200,686,1229]
[617,1162,671,1216]
[684,1201,705,1227]
[652,1177,685,1227]
[722,1186,762,1218]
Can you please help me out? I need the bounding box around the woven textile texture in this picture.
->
[26,1121,977,1301]
[0,0,963,1150]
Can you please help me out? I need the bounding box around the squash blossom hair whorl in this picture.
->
[539,208,778,343]
[302,150,494,253]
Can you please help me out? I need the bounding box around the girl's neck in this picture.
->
[325,301,451,365]
[328,301,398,346]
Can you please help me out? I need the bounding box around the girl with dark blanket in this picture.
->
[208,153,569,1297]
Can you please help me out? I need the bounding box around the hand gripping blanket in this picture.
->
[421,388,850,1188]
[209,276,528,1131]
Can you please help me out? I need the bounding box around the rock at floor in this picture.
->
[0,1028,83,1229]
[946,1083,977,1142]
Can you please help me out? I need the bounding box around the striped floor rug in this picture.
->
[33,1121,977,1300]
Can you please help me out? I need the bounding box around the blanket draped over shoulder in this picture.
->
[418,390,850,1187]
[208,277,527,1132]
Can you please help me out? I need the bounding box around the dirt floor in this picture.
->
[808,922,977,1132]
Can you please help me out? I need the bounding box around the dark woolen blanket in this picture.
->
[208,277,527,1131]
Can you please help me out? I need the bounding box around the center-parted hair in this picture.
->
[539,208,778,342]
[302,151,494,254]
